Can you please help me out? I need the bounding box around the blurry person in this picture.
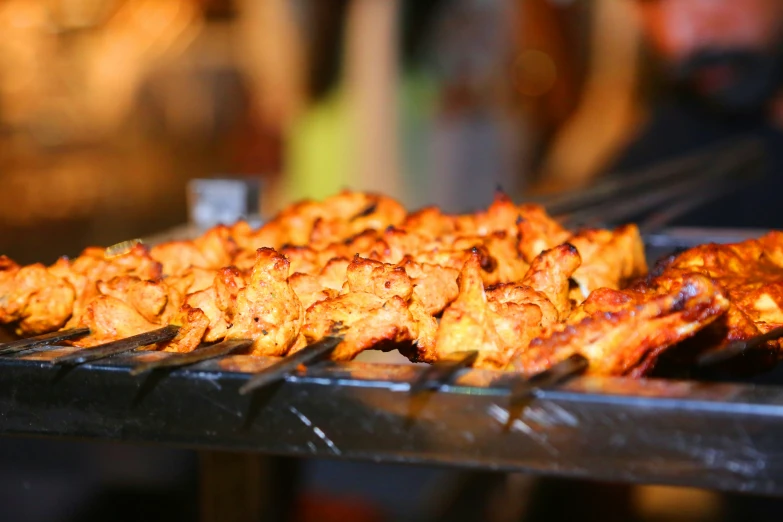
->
[609,0,783,227]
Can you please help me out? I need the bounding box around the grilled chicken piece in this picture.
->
[345,255,413,300]
[427,253,505,367]
[71,295,159,347]
[509,273,729,376]
[150,225,238,276]
[516,205,571,262]
[0,244,161,336]
[67,275,180,347]
[57,245,163,329]
[430,244,581,368]
[97,276,175,324]
[402,207,458,238]
[309,193,408,249]
[63,248,304,356]
[289,257,349,309]
[302,292,417,360]
[479,232,531,285]
[182,267,246,343]
[165,266,220,297]
[289,273,337,310]
[657,232,783,352]
[301,257,418,360]
[0,259,75,335]
[300,255,456,361]
[397,257,459,315]
[164,305,211,353]
[521,243,581,320]
[226,248,305,356]
[567,224,648,303]
[235,191,406,251]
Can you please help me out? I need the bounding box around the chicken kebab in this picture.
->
[0,189,772,377]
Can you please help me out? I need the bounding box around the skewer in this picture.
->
[0,327,90,356]
[51,325,181,366]
[238,336,344,395]
[636,180,737,234]
[538,137,761,218]
[696,326,783,367]
[508,354,589,408]
[409,350,479,394]
[129,338,254,376]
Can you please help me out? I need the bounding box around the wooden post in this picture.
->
[344,0,402,199]
[199,451,301,522]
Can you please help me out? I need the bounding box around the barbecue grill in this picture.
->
[1,139,780,522]
[2,226,782,499]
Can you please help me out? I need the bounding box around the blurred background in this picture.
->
[0,0,647,264]
[3,0,783,521]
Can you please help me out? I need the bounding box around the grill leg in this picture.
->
[199,451,301,522]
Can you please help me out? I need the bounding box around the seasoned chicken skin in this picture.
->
[508,273,729,376]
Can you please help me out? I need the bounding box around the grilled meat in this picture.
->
[18,189,761,379]
[509,273,729,376]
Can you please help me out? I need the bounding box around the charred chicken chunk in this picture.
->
[431,244,580,368]
[509,273,729,376]
[226,248,305,356]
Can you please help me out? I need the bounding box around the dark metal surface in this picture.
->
[2,352,783,495]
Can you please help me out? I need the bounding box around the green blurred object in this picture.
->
[283,71,438,207]
[283,88,352,203]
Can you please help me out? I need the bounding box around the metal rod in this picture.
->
[409,350,479,394]
[508,354,590,408]
[536,137,762,216]
[0,328,90,356]
[636,180,738,234]
[51,325,181,366]
[696,326,783,367]
[238,336,343,395]
[130,338,253,376]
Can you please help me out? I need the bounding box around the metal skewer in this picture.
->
[696,326,783,367]
[130,338,254,376]
[239,336,344,395]
[0,327,90,356]
[538,137,761,218]
[508,354,590,408]
[51,325,181,366]
[409,350,479,394]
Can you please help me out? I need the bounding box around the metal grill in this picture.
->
[1,227,782,496]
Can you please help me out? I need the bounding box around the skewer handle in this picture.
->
[130,338,253,376]
[409,350,479,394]
[696,326,783,367]
[238,336,343,395]
[0,328,90,356]
[51,325,180,366]
[508,354,589,408]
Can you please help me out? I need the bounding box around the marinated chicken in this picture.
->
[508,273,729,376]
[654,232,783,351]
[11,188,778,379]
[430,244,580,369]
